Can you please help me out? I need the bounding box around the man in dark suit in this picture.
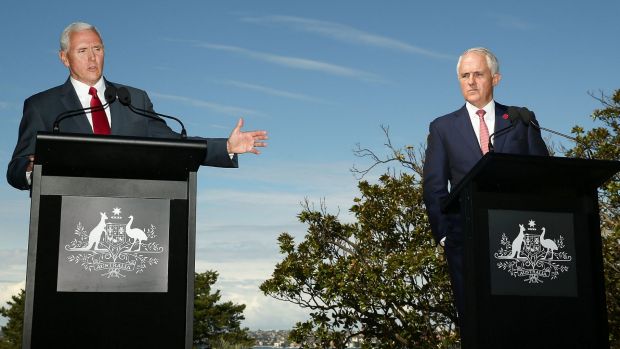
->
[7,22,268,190]
[422,47,548,322]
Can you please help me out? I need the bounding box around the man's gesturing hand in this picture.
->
[226,118,268,155]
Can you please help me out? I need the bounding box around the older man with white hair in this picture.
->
[422,47,548,325]
[8,21,268,190]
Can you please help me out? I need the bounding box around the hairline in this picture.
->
[456,47,499,76]
[60,22,103,52]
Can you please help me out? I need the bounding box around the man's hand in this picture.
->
[226,118,268,155]
[26,155,35,172]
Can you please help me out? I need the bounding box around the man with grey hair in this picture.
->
[422,47,548,325]
[7,22,268,190]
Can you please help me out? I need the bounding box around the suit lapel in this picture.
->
[454,105,483,156]
[492,103,510,152]
[59,79,93,134]
[106,80,125,135]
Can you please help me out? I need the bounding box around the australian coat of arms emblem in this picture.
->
[494,220,572,283]
[64,207,164,278]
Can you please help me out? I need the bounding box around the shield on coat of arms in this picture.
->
[105,222,127,245]
[523,233,541,255]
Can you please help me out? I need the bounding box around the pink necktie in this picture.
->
[477,109,489,154]
[89,87,111,135]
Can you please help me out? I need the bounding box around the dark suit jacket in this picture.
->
[422,102,549,244]
[7,78,237,190]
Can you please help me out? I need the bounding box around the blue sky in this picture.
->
[0,0,618,330]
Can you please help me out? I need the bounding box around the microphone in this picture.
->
[487,107,520,152]
[53,85,118,133]
[104,85,118,104]
[116,87,187,138]
[517,107,594,158]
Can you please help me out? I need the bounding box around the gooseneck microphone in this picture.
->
[512,107,595,158]
[487,106,521,152]
[53,85,118,133]
[517,107,576,140]
[116,87,187,138]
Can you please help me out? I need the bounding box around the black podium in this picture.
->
[443,153,620,349]
[22,132,206,348]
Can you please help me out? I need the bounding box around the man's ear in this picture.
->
[59,50,69,68]
[492,73,502,87]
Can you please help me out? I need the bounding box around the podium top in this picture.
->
[35,132,207,181]
[443,153,620,212]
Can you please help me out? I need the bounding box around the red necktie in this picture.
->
[89,87,111,135]
[477,109,489,154]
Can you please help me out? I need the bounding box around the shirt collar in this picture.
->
[70,76,106,99]
[466,100,495,119]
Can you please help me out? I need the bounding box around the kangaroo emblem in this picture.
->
[72,212,107,251]
[497,224,526,259]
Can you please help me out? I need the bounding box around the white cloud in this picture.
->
[486,12,535,31]
[242,15,454,60]
[221,282,310,330]
[0,249,27,327]
[150,92,264,117]
[0,280,25,305]
[222,80,332,104]
[193,42,385,83]
[0,281,25,327]
[195,259,310,330]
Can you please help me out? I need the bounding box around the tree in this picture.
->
[261,130,457,348]
[564,89,620,348]
[0,271,254,349]
[263,86,620,348]
[193,270,255,348]
[0,289,24,349]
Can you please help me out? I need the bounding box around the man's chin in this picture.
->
[75,74,102,86]
[466,97,480,105]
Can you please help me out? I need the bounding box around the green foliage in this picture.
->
[0,289,24,349]
[261,163,457,348]
[565,89,620,348]
[193,270,255,348]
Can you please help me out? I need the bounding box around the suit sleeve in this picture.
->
[138,90,238,169]
[423,120,450,244]
[6,97,47,190]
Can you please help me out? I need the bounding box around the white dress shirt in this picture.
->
[69,77,112,130]
[465,100,496,147]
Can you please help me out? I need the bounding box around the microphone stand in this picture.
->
[117,87,187,138]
